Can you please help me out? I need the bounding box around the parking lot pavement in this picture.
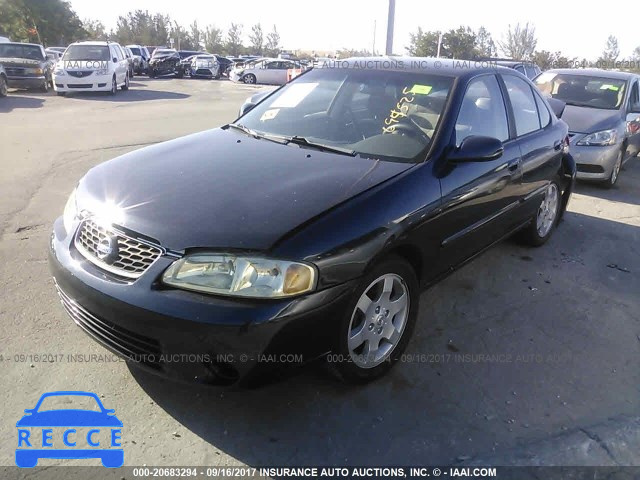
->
[0,77,638,468]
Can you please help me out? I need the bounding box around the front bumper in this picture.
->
[7,76,46,89]
[48,217,356,387]
[53,73,113,92]
[570,142,621,181]
[191,66,219,77]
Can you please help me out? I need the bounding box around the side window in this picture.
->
[534,91,551,127]
[503,75,541,136]
[515,65,525,75]
[455,75,509,146]
[525,65,537,79]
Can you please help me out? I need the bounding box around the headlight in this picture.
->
[162,254,316,298]
[577,129,618,146]
[27,67,43,75]
[63,188,77,234]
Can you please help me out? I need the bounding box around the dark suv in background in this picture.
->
[0,42,53,92]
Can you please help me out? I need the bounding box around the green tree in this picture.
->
[598,35,620,66]
[83,19,109,40]
[248,23,263,55]
[443,26,476,59]
[0,0,85,46]
[475,26,496,57]
[203,25,223,53]
[406,27,440,56]
[498,22,537,60]
[225,23,243,56]
[189,21,202,50]
[264,25,280,57]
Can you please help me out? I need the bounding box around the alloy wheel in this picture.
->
[347,273,410,368]
[244,74,256,84]
[610,153,622,185]
[536,183,559,238]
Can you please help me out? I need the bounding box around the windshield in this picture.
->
[129,47,141,55]
[153,49,176,57]
[63,45,109,61]
[534,72,627,110]
[238,68,453,161]
[0,44,43,60]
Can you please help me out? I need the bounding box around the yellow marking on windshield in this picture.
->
[409,84,433,95]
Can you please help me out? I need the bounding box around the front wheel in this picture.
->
[604,151,622,189]
[109,76,117,95]
[518,182,561,247]
[243,73,256,84]
[0,75,7,97]
[329,256,419,384]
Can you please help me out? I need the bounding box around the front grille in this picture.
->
[195,69,213,75]
[75,219,163,279]
[67,70,93,78]
[67,84,92,89]
[54,281,162,369]
[5,67,25,76]
[576,163,605,173]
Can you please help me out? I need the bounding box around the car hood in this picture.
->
[561,104,623,134]
[0,57,42,67]
[78,128,412,251]
[16,411,123,427]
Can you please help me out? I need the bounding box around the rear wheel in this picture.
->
[243,73,256,84]
[329,255,418,384]
[121,73,129,91]
[518,182,561,247]
[109,75,117,95]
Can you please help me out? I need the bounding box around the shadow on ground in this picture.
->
[0,94,46,112]
[62,89,190,102]
[130,206,640,466]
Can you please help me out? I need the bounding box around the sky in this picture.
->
[68,0,638,59]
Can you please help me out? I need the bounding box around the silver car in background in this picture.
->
[229,58,301,85]
[535,69,640,187]
[187,54,220,79]
[126,44,150,75]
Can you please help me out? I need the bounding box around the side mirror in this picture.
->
[547,97,566,119]
[239,102,256,116]
[112,57,118,63]
[448,135,504,163]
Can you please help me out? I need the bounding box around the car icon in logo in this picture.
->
[16,391,123,468]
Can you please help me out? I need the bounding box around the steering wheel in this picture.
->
[391,116,431,142]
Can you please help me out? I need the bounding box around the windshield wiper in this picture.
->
[284,136,356,156]
[226,123,261,138]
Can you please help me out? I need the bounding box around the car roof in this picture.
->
[3,42,42,47]
[69,41,114,46]
[545,68,638,80]
[322,56,517,79]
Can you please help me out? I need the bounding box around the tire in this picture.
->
[175,69,184,79]
[56,91,65,96]
[121,73,129,91]
[109,76,117,96]
[148,69,156,78]
[329,255,419,384]
[518,182,561,247]
[243,73,256,84]
[603,151,622,189]
[0,75,7,97]
[41,78,49,93]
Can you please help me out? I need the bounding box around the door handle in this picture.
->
[553,140,562,151]
[507,159,521,172]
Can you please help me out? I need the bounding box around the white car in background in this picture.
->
[229,58,301,85]
[53,41,130,96]
[126,44,150,74]
[186,54,220,79]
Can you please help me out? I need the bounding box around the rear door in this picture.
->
[438,74,524,270]
[500,73,563,218]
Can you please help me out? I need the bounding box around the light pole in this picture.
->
[385,0,395,56]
